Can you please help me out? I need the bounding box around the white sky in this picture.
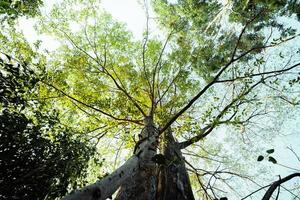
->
[101,0,147,38]
[18,0,159,51]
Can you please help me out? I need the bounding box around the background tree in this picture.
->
[0,48,98,200]
[0,7,99,199]
[0,0,43,21]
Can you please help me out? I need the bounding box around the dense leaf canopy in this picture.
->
[0,0,42,21]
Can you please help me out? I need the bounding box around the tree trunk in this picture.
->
[62,117,159,200]
[62,119,195,200]
[115,117,159,200]
[156,129,195,200]
[62,156,139,200]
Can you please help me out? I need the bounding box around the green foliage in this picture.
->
[153,0,300,77]
[0,0,43,21]
[0,51,97,199]
[231,0,300,21]
[39,5,146,124]
[36,0,200,136]
[153,0,229,77]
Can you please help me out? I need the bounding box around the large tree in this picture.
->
[4,0,300,199]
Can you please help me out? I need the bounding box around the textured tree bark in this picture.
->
[156,129,195,200]
[62,117,159,200]
[62,156,139,200]
[62,119,195,200]
[114,116,159,200]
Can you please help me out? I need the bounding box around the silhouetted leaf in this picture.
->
[220,197,228,200]
[257,155,264,161]
[268,156,277,164]
[266,149,274,154]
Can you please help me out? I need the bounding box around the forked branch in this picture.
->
[262,173,300,200]
[159,12,262,134]
[43,82,143,125]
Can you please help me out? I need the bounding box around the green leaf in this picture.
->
[266,149,274,154]
[257,155,264,161]
[268,156,277,164]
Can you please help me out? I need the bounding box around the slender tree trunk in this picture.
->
[156,129,195,200]
[115,117,159,200]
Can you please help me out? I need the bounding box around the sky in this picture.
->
[101,0,149,38]
[17,0,300,199]
[18,0,158,51]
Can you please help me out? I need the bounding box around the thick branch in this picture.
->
[158,13,261,134]
[158,61,231,134]
[178,77,267,149]
[62,156,139,200]
[262,173,300,200]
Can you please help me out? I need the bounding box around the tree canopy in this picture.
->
[0,0,42,21]
[1,0,300,199]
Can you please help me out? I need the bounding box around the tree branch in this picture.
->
[55,26,147,117]
[216,62,300,83]
[150,31,173,116]
[62,156,139,200]
[43,82,143,125]
[141,0,153,98]
[159,30,300,135]
[178,76,271,149]
[158,13,262,134]
[262,173,300,200]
